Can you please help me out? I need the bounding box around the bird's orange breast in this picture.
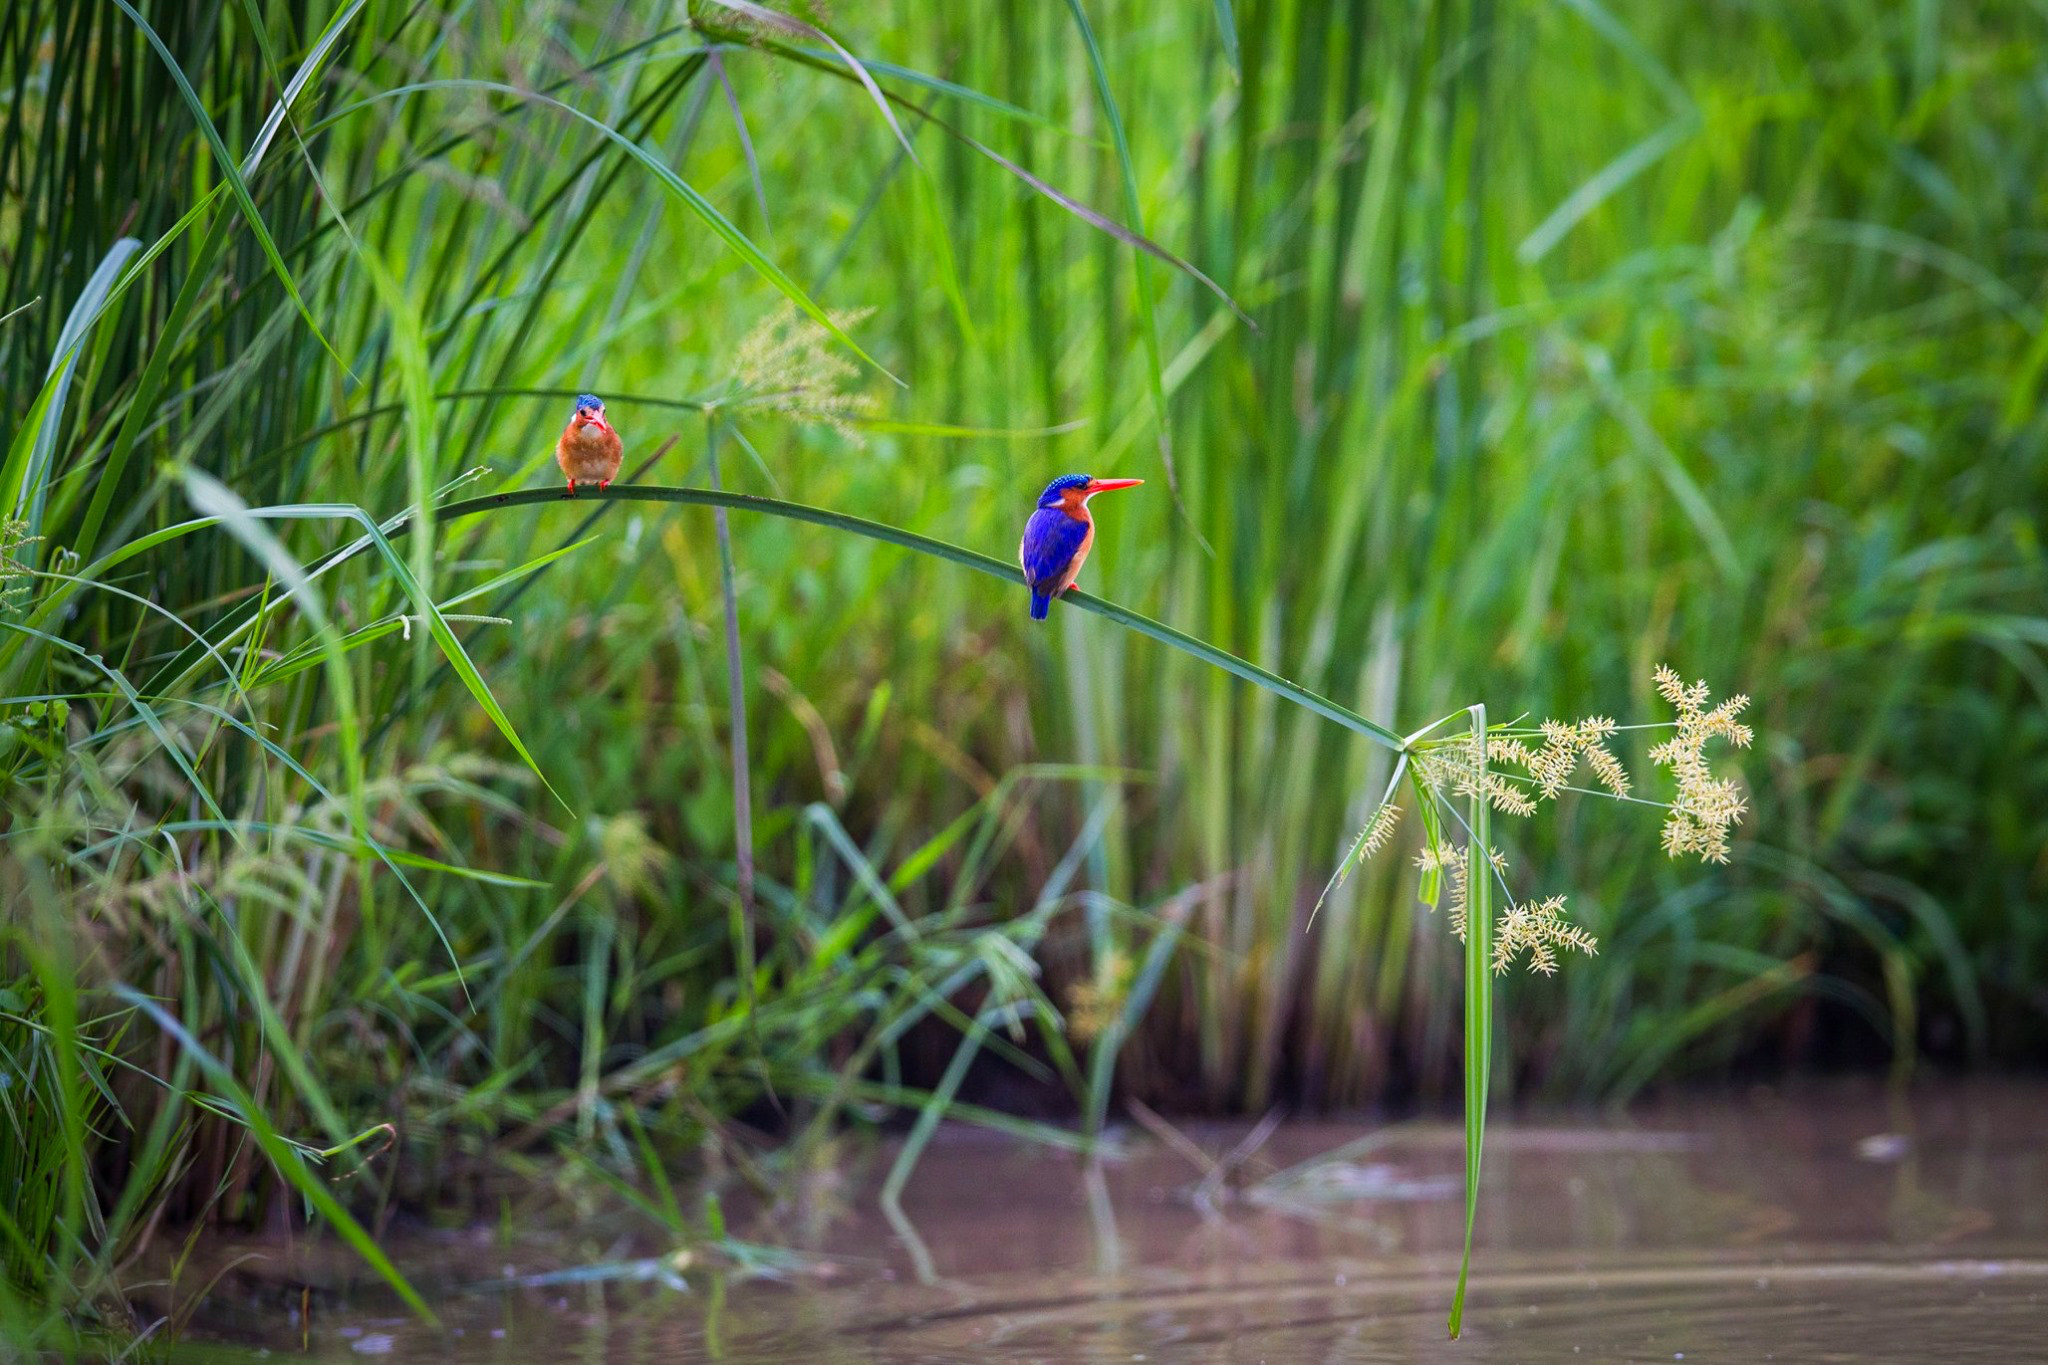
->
[556,420,623,480]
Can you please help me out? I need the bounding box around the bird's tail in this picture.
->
[1030,591,1052,621]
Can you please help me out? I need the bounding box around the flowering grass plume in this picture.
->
[1415,841,1596,975]
[729,302,880,443]
[1415,713,1632,818]
[1649,666,1752,863]
[1323,799,1402,898]
[1320,664,1750,975]
[1491,891,1598,976]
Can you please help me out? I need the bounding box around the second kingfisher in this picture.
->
[557,393,623,496]
[1018,474,1143,620]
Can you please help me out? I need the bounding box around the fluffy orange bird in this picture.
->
[556,393,623,496]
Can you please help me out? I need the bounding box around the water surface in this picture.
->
[182,1081,2047,1362]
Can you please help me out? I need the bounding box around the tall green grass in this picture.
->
[2,0,2045,1345]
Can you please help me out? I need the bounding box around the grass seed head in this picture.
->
[731,302,880,443]
[1493,894,1597,976]
[1420,838,1599,972]
[1359,800,1402,859]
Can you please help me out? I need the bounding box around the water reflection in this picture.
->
[173,1081,2045,1363]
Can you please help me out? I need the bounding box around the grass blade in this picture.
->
[1213,0,1241,77]
[71,211,233,561]
[113,990,436,1325]
[0,621,228,827]
[746,38,1249,322]
[707,0,920,165]
[705,417,769,1101]
[108,0,350,374]
[5,238,139,541]
[710,51,772,232]
[380,484,1404,751]
[790,47,1089,139]
[1516,114,1698,265]
[193,488,565,809]
[1448,704,1491,1339]
[1064,0,1183,498]
[318,79,896,382]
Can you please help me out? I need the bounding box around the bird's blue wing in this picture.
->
[1020,509,1089,592]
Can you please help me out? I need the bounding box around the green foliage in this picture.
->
[1,0,2044,1345]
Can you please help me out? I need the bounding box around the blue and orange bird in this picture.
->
[556,393,623,496]
[1018,474,1143,619]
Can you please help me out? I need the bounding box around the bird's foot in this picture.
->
[565,479,578,497]
[598,479,611,491]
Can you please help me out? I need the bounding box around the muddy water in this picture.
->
[185,1081,2046,1362]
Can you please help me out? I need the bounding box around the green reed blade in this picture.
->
[1449,703,1491,1339]
[389,483,1403,751]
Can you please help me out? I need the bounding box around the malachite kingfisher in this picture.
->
[556,393,623,496]
[1018,474,1143,619]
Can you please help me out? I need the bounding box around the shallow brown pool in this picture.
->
[177,1080,2048,1362]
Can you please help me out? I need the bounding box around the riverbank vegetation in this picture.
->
[3,0,2044,1350]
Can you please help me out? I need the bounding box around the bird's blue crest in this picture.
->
[1036,473,1093,507]
[572,392,604,415]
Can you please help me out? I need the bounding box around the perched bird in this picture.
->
[1018,473,1143,620]
[556,393,623,496]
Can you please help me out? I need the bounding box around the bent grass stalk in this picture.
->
[372,483,1406,752]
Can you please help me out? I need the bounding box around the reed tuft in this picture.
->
[729,302,881,443]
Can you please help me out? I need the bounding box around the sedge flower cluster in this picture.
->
[1414,842,1597,975]
[1325,665,1750,975]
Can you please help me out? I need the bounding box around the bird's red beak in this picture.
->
[1084,477,1143,496]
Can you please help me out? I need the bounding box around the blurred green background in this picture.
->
[2,0,2045,1331]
